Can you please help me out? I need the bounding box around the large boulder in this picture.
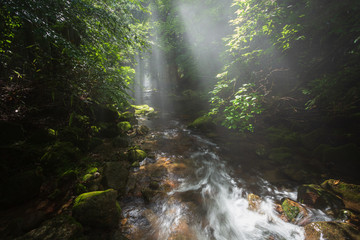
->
[297,184,344,216]
[321,179,360,212]
[72,189,120,229]
[304,221,360,240]
[15,215,84,240]
[102,162,129,195]
[127,148,147,163]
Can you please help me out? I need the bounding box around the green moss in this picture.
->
[188,115,215,131]
[117,121,132,133]
[132,104,154,116]
[118,111,135,121]
[127,149,147,162]
[322,179,360,204]
[87,167,98,174]
[116,201,121,214]
[73,189,113,208]
[82,173,93,182]
[282,199,300,221]
[131,161,140,168]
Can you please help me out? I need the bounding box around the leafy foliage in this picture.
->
[0,0,148,122]
[209,0,360,131]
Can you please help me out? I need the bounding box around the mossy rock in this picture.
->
[127,149,147,163]
[0,170,42,208]
[132,104,155,116]
[72,189,120,229]
[281,198,308,224]
[188,115,216,131]
[282,198,300,222]
[117,121,132,134]
[297,184,344,216]
[321,179,360,212]
[304,221,360,240]
[0,121,25,145]
[15,215,84,240]
[40,141,81,175]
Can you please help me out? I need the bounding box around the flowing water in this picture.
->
[122,60,331,240]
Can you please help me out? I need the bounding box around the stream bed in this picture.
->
[120,90,331,240]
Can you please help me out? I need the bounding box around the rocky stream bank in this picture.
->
[1,103,360,240]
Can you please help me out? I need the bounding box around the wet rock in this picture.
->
[248,193,262,212]
[149,181,160,190]
[297,184,344,217]
[15,215,84,240]
[125,174,137,194]
[321,179,360,212]
[127,148,147,163]
[137,125,150,135]
[338,209,360,226]
[141,188,156,202]
[304,221,360,240]
[281,198,309,225]
[72,189,120,229]
[103,161,129,195]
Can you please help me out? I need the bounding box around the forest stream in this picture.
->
[120,78,331,240]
